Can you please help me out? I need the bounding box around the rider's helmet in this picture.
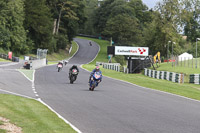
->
[95,66,100,71]
[73,65,77,68]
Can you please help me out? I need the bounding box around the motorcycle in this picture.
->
[89,41,92,46]
[89,72,102,91]
[69,69,78,84]
[57,64,63,72]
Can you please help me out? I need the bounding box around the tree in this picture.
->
[47,0,86,42]
[103,14,142,46]
[181,0,200,42]
[24,0,53,52]
[0,0,27,55]
[81,0,98,35]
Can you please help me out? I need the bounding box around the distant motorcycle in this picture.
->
[89,41,92,46]
[89,72,102,91]
[64,60,68,66]
[69,68,78,84]
[57,64,63,72]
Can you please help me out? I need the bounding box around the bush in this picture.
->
[54,34,69,52]
[114,55,126,66]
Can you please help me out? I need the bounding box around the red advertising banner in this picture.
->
[8,52,12,59]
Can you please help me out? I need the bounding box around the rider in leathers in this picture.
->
[89,66,102,85]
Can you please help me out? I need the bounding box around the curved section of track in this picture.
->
[35,38,200,133]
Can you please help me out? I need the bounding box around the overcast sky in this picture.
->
[142,0,161,9]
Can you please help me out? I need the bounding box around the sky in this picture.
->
[142,0,161,9]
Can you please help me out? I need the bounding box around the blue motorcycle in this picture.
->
[89,72,102,91]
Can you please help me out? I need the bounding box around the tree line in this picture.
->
[82,0,200,58]
[0,0,86,56]
[1,0,200,58]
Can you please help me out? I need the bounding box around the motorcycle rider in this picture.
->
[89,66,102,84]
[64,60,68,65]
[69,65,79,76]
[89,41,92,46]
[57,61,63,68]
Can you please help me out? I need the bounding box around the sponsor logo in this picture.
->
[138,48,146,55]
[117,50,137,53]
[117,48,147,55]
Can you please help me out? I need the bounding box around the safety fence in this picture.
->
[189,74,200,84]
[167,56,200,69]
[144,68,184,84]
[102,63,120,72]
[96,62,130,73]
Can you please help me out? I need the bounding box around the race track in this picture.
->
[1,38,200,133]
[35,38,200,133]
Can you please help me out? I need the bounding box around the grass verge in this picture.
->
[80,36,200,101]
[0,58,11,62]
[47,41,78,63]
[0,129,6,133]
[0,94,76,133]
[18,69,34,81]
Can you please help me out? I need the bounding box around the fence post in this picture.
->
[192,58,193,68]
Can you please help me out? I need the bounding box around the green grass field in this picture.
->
[80,36,200,101]
[0,94,76,133]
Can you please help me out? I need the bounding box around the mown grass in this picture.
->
[0,58,11,62]
[0,129,6,133]
[80,36,200,101]
[153,60,200,75]
[47,41,78,65]
[151,60,200,83]
[0,120,6,133]
[0,120,3,125]
[18,69,34,81]
[0,94,76,133]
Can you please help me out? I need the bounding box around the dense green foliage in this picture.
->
[82,0,200,58]
[1,0,200,57]
[0,0,86,55]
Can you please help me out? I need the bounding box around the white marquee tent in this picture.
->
[178,52,193,61]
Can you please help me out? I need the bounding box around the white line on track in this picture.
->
[0,88,35,99]
[37,98,82,133]
[17,67,82,133]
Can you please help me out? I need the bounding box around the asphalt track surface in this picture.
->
[1,39,200,133]
[0,61,35,98]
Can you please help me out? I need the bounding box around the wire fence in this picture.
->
[37,49,48,60]
[168,56,200,68]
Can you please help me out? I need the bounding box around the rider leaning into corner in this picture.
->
[89,66,102,84]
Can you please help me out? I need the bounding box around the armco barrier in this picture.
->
[144,68,184,83]
[189,74,200,84]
